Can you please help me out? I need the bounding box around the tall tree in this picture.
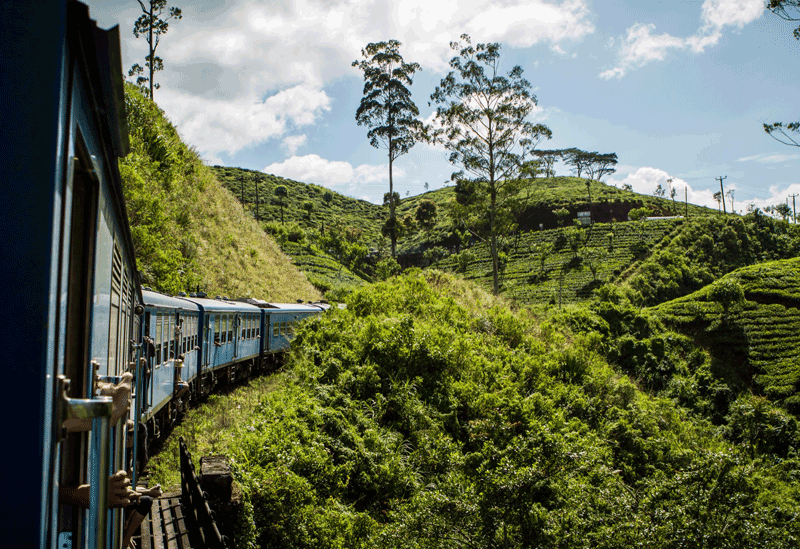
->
[591,152,618,181]
[353,40,421,257]
[275,185,288,224]
[563,148,592,178]
[129,0,182,100]
[764,1,799,146]
[533,149,562,178]
[429,35,552,294]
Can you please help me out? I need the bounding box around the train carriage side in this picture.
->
[180,297,263,392]
[266,303,329,353]
[0,2,143,547]
[140,290,201,425]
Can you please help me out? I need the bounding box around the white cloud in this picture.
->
[161,0,594,91]
[736,152,800,164]
[157,85,330,162]
[599,24,685,80]
[262,154,401,194]
[608,166,724,210]
[282,134,307,155]
[746,183,800,214]
[116,0,593,163]
[601,0,765,78]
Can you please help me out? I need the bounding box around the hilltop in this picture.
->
[119,86,320,302]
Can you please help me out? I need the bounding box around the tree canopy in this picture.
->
[353,40,421,257]
[128,0,182,100]
[428,34,552,294]
[764,1,799,146]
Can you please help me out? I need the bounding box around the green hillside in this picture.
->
[623,214,800,306]
[654,258,800,414]
[212,166,385,246]
[434,218,682,304]
[120,86,321,302]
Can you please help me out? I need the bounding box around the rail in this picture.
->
[179,437,228,549]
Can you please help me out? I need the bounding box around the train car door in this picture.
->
[233,314,241,360]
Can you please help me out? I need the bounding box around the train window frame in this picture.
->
[155,313,162,367]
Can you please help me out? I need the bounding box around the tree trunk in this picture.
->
[389,141,396,258]
[490,184,499,295]
[148,2,154,99]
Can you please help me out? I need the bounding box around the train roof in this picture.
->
[180,296,262,313]
[266,303,329,313]
[142,289,199,310]
[233,297,330,312]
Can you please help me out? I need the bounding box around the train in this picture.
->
[1,2,326,548]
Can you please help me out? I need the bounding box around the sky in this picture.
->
[84,0,800,213]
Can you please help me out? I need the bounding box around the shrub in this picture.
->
[707,277,745,314]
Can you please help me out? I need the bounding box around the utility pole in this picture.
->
[716,176,727,214]
[790,193,798,224]
[685,187,688,218]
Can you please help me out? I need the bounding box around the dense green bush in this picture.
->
[176,271,799,548]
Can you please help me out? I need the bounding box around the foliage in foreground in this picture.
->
[163,271,799,548]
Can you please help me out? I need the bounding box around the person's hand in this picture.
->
[99,372,133,424]
[138,484,162,498]
[108,470,139,508]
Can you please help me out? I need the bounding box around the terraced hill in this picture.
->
[654,258,800,412]
[434,218,682,304]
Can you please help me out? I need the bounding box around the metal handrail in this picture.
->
[63,391,113,549]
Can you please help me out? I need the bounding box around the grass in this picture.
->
[148,374,288,490]
[121,86,320,302]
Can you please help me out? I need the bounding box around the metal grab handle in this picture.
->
[63,393,113,549]
[89,407,112,549]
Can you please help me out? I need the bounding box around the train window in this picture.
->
[282,321,287,335]
[155,314,162,365]
[227,316,233,342]
[242,318,246,340]
[288,322,294,336]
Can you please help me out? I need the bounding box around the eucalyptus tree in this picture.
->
[275,185,288,224]
[764,1,799,146]
[428,34,551,293]
[129,0,182,100]
[353,40,421,257]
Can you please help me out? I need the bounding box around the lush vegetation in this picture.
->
[123,67,799,549]
[120,86,320,301]
[623,213,800,307]
[153,271,799,549]
[654,258,800,416]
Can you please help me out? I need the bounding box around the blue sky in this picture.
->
[85,0,799,212]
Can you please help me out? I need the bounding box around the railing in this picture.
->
[179,437,228,549]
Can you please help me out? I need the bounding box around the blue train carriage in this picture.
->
[140,290,201,433]
[181,296,264,394]
[265,302,330,353]
[1,2,143,548]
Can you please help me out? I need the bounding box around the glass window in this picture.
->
[155,313,162,365]
[227,315,233,342]
[273,321,280,337]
